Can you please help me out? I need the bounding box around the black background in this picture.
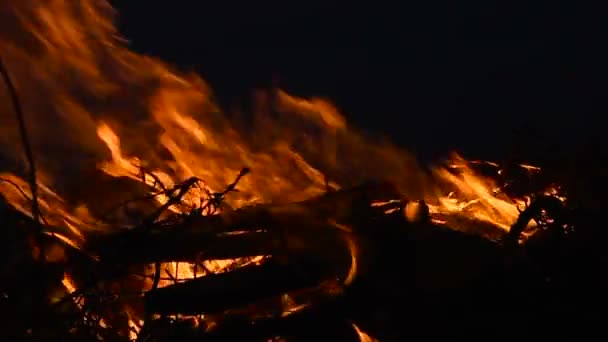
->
[109,0,605,162]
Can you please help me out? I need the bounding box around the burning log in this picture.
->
[505,195,570,246]
[0,166,588,341]
[200,301,357,342]
[88,181,404,266]
[144,259,333,315]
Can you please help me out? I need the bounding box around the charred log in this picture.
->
[2,172,601,341]
[506,195,570,245]
[201,304,357,342]
[145,259,334,315]
[89,181,404,266]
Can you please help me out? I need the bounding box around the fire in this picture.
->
[352,323,378,342]
[0,172,98,252]
[62,272,77,294]
[0,0,566,339]
[429,153,530,231]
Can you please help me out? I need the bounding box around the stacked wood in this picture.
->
[88,181,404,266]
[1,174,596,341]
[145,259,333,315]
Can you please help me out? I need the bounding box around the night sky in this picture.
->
[110,1,605,163]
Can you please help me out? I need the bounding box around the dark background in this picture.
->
[109,1,605,162]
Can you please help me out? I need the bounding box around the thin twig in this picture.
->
[151,262,161,290]
[201,167,250,214]
[140,166,167,192]
[0,176,30,201]
[0,57,42,236]
[100,188,170,221]
[142,176,200,225]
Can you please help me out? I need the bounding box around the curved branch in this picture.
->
[505,195,568,246]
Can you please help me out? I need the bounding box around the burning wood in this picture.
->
[89,181,403,265]
[144,260,330,315]
[0,165,578,341]
[0,0,600,340]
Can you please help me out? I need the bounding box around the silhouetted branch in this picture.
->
[145,260,331,315]
[90,181,403,265]
[0,57,42,239]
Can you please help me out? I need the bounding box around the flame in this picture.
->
[429,153,528,231]
[126,312,142,341]
[0,0,555,222]
[0,172,99,251]
[61,272,77,294]
[151,257,265,290]
[343,235,359,286]
[352,323,378,342]
[0,0,567,338]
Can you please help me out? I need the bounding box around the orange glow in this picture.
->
[0,0,566,338]
[428,153,530,231]
[61,272,77,294]
[352,323,377,342]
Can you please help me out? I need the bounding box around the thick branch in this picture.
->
[89,181,404,265]
[145,259,333,315]
[0,57,41,238]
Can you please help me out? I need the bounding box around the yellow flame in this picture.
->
[62,272,77,294]
[0,0,552,241]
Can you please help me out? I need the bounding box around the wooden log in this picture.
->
[101,231,277,264]
[145,259,333,315]
[89,181,404,265]
[201,303,356,342]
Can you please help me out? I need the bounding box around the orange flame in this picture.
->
[0,0,566,338]
[352,323,378,342]
[429,153,529,231]
[0,0,564,280]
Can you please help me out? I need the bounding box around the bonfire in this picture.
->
[0,1,598,341]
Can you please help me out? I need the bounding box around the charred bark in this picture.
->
[89,181,404,266]
[144,259,334,315]
[201,303,357,342]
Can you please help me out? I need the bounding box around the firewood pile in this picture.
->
[0,2,606,338]
[1,158,606,341]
